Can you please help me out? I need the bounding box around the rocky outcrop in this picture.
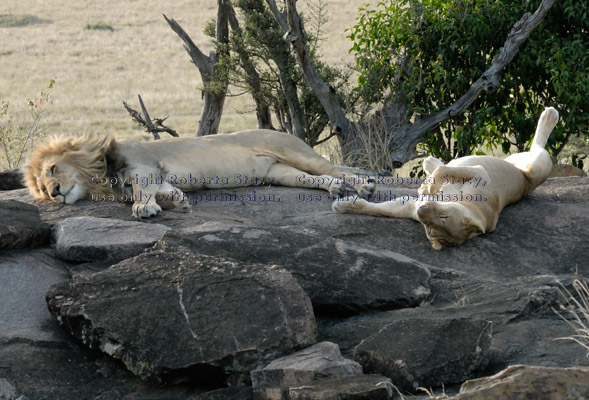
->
[354,318,492,391]
[0,168,25,190]
[163,228,432,314]
[0,200,49,249]
[250,341,380,400]
[52,216,170,263]
[0,177,588,400]
[46,250,317,385]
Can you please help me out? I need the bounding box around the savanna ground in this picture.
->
[0,0,376,146]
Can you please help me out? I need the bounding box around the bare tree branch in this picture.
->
[265,0,351,141]
[164,3,230,136]
[123,96,179,139]
[226,0,274,130]
[388,0,556,164]
[137,95,159,139]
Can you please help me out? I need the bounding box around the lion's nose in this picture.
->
[51,184,61,197]
[417,204,429,219]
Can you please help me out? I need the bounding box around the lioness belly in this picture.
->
[448,156,526,208]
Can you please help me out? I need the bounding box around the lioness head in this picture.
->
[416,202,485,250]
[24,134,117,204]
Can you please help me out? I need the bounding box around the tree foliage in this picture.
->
[349,0,588,163]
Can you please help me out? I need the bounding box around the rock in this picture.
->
[0,248,69,342]
[191,387,254,400]
[550,164,586,177]
[0,200,49,249]
[52,216,170,263]
[0,378,17,400]
[254,375,395,400]
[353,318,493,391]
[251,341,363,389]
[0,177,588,399]
[46,250,317,385]
[0,340,204,400]
[451,364,589,399]
[0,168,25,190]
[165,228,432,315]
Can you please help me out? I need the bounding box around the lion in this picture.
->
[333,107,559,250]
[24,129,375,218]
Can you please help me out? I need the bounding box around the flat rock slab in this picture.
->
[452,365,589,399]
[0,200,49,249]
[52,216,170,263]
[0,249,69,342]
[46,250,317,385]
[254,375,395,400]
[251,341,362,389]
[165,227,432,315]
[353,318,493,391]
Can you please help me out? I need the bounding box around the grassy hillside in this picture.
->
[0,0,374,141]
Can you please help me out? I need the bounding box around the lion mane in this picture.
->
[24,133,121,202]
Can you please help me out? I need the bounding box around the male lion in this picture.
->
[333,107,559,250]
[24,129,375,218]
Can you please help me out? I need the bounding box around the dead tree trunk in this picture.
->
[164,0,231,136]
[226,1,274,130]
[265,0,352,145]
[266,0,555,167]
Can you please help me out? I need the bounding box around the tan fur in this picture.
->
[333,108,559,250]
[24,129,375,218]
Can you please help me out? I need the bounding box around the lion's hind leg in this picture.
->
[332,196,419,220]
[266,163,347,197]
[423,156,445,175]
[530,107,559,152]
[505,107,559,189]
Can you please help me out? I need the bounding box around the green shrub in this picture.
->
[0,80,55,171]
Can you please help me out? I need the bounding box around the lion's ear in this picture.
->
[95,135,116,156]
[463,217,485,236]
[78,134,116,158]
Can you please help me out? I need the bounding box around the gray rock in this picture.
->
[0,248,69,342]
[0,168,25,190]
[52,216,170,262]
[0,200,49,249]
[165,228,432,314]
[0,340,204,400]
[0,378,17,400]
[451,364,589,400]
[0,177,588,400]
[46,250,317,385]
[191,387,254,400]
[251,342,363,389]
[353,318,493,391]
[253,375,395,400]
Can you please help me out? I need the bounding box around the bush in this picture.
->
[0,80,55,171]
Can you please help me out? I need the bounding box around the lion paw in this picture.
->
[356,177,376,199]
[422,156,444,175]
[132,202,162,219]
[332,197,366,213]
[329,179,347,198]
[539,107,559,130]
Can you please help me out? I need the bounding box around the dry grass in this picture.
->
[0,0,376,143]
[554,279,589,355]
